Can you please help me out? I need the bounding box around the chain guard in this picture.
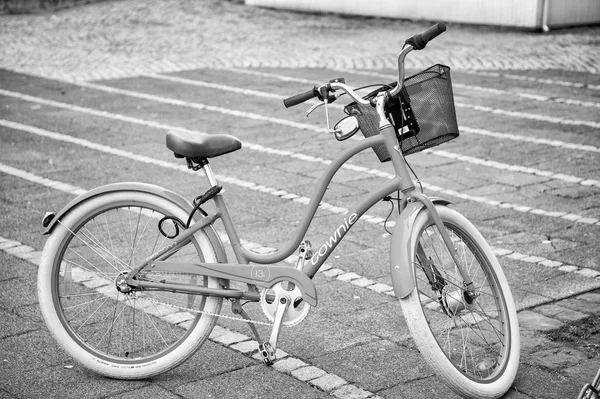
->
[260,282,310,327]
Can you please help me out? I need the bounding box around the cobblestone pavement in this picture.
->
[1,1,600,398]
[0,0,599,82]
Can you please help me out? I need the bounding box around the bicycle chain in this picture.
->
[134,273,274,326]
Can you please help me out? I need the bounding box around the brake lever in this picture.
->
[306,101,324,117]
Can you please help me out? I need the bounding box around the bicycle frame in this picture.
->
[126,133,399,306]
[126,98,473,305]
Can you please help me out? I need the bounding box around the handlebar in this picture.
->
[283,86,318,108]
[407,22,446,50]
[283,23,447,109]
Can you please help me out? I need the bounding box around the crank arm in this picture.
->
[269,296,290,354]
[149,261,318,306]
[259,294,290,364]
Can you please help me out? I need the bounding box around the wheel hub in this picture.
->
[115,273,133,293]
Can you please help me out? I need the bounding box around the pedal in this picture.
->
[258,342,276,365]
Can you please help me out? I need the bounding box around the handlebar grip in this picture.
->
[410,22,447,50]
[283,87,318,108]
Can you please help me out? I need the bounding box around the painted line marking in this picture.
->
[0,234,377,398]
[65,81,329,134]
[146,73,600,154]
[4,83,598,193]
[330,68,600,127]
[465,71,600,91]
[3,118,599,227]
[0,163,597,302]
[455,102,600,129]
[2,123,599,276]
[2,105,599,228]
[338,68,600,108]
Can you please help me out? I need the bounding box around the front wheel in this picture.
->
[38,191,224,379]
[400,205,520,399]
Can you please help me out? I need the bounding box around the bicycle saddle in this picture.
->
[166,129,242,158]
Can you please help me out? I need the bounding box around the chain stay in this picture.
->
[135,272,273,326]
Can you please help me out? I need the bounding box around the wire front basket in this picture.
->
[345,64,459,162]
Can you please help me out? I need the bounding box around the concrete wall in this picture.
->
[546,0,600,27]
[245,0,600,30]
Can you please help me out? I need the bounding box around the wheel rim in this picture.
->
[51,201,214,365]
[414,221,511,382]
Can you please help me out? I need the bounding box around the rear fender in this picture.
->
[390,197,451,299]
[42,182,227,263]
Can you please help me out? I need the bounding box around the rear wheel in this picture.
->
[400,206,520,398]
[38,191,224,379]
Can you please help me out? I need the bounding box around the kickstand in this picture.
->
[231,299,262,343]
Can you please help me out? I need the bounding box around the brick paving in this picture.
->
[0,0,599,82]
[1,1,600,398]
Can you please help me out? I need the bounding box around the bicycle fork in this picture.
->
[407,193,477,315]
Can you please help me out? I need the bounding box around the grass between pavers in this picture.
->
[546,317,600,359]
[0,0,106,14]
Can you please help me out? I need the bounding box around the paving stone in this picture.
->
[535,303,590,323]
[558,298,600,316]
[291,366,327,382]
[367,283,394,293]
[229,340,259,354]
[519,329,556,355]
[332,384,372,399]
[3,245,35,256]
[337,272,361,282]
[562,362,600,387]
[0,241,20,250]
[272,357,308,373]
[513,364,581,399]
[350,277,375,288]
[323,269,345,277]
[210,330,251,346]
[518,310,565,332]
[575,268,600,279]
[310,374,347,391]
[526,347,588,370]
[578,292,600,303]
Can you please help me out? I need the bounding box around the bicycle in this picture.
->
[579,366,600,399]
[38,23,520,398]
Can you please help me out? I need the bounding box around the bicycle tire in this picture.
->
[399,205,520,398]
[38,190,224,379]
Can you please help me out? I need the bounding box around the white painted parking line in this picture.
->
[2,96,598,228]
[0,233,377,398]
[146,73,600,156]
[3,118,599,227]
[1,161,598,296]
[71,81,328,134]
[460,126,600,154]
[467,71,600,91]
[336,68,600,108]
[456,102,600,129]
[2,120,600,273]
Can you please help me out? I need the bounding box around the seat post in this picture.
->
[201,161,219,187]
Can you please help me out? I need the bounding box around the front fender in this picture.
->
[390,197,451,299]
[42,182,227,263]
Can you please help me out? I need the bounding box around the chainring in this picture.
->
[260,282,311,327]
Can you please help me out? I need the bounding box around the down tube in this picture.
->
[303,177,402,278]
[239,135,385,265]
